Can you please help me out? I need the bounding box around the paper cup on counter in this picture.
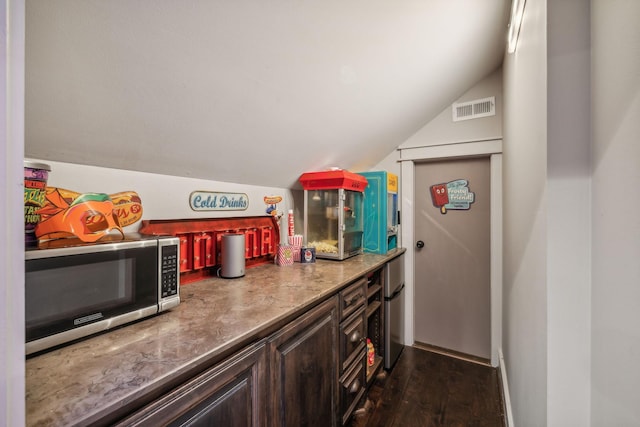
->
[287,235,303,261]
[288,234,303,246]
[291,246,301,262]
[276,244,294,266]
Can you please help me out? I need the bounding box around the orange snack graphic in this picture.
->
[110,191,144,227]
[35,188,143,243]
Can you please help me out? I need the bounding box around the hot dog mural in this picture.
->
[34,187,143,242]
[264,195,284,221]
[430,179,475,214]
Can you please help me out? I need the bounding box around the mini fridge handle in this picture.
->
[385,283,405,301]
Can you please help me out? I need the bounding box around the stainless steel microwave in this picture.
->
[25,234,180,355]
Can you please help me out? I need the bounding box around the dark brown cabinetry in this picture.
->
[26,249,406,427]
[365,268,384,384]
[338,278,367,424]
[116,340,267,427]
[115,265,390,427]
[268,296,340,427]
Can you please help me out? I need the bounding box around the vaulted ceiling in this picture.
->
[25,0,510,189]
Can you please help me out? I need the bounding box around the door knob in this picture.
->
[416,240,425,249]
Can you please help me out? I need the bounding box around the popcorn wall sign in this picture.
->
[429,179,475,214]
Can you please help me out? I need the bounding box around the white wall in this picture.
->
[24,1,508,190]
[34,160,295,234]
[546,0,592,425]
[504,0,640,425]
[590,0,640,424]
[1,1,26,426]
[400,66,503,149]
[502,0,548,425]
[374,66,505,207]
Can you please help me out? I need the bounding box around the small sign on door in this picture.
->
[429,179,475,214]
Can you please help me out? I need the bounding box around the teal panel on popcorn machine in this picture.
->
[358,171,398,254]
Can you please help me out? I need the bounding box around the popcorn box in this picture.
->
[277,244,294,266]
[300,247,316,264]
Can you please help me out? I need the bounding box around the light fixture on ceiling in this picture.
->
[507,0,526,54]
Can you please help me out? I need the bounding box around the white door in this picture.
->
[413,156,491,360]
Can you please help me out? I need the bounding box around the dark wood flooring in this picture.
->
[348,346,505,427]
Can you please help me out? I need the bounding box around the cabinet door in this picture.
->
[117,341,267,427]
[268,296,339,427]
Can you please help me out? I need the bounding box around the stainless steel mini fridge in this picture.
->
[384,254,405,369]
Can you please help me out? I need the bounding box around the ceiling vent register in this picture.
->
[452,96,495,122]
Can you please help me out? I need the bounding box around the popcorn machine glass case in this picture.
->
[299,170,367,260]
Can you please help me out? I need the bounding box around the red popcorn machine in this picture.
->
[299,169,368,260]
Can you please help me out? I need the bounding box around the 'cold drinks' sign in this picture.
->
[190,191,248,211]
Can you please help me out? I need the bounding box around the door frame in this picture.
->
[399,139,502,367]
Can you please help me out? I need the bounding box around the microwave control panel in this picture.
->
[161,243,179,298]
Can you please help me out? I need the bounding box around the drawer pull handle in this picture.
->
[349,330,361,343]
[348,379,361,394]
[347,294,362,306]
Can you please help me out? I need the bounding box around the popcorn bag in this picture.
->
[276,244,294,266]
[288,234,303,262]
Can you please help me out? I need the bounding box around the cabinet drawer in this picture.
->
[340,278,366,321]
[340,353,366,425]
[340,307,366,373]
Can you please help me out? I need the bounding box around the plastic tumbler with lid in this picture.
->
[24,160,51,247]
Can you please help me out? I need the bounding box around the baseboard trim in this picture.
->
[498,348,515,427]
[413,341,491,367]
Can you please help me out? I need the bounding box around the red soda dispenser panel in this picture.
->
[139,216,280,284]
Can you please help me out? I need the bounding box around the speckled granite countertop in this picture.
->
[26,249,404,426]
